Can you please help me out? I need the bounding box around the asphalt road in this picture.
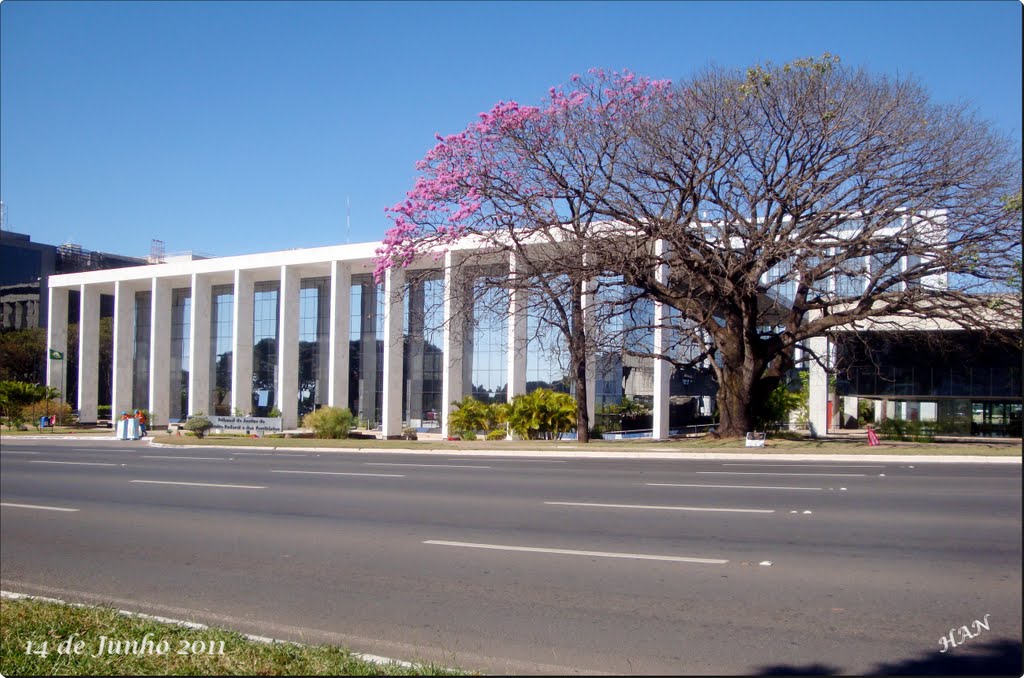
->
[2,438,1021,675]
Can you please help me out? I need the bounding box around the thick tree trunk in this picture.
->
[715,363,759,438]
[570,282,590,443]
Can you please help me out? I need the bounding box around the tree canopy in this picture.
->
[377,56,1022,437]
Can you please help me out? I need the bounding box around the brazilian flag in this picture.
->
[49,349,64,360]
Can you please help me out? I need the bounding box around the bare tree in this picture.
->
[587,55,1021,436]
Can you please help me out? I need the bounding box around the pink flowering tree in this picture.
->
[376,70,672,442]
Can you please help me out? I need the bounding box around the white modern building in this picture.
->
[45,233,1021,439]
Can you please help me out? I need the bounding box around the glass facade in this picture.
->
[403,273,445,429]
[132,291,151,411]
[837,331,1022,437]
[252,282,279,416]
[209,285,234,416]
[526,286,571,394]
[469,274,508,404]
[350,274,383,428]
[298,277,330,418]
[169,289,191,421]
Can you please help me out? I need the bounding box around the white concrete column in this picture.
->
[506,252,528,401]
[382,267,405,438]
[231,269,254,415]
[188,273,212,416]
[808,333,830,437]
[842,395,859,429]
[581,278,597,426]
[111,280,136,418]
[441,252,466,438]
[149,278,171,428]
[46,287,69,402]
[77,285,101,424]
[278,265,300,429]
[652,239,671,440]
[328,261,351,410]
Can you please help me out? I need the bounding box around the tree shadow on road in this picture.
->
[753,638,1022,676]
[870,638,1022,676]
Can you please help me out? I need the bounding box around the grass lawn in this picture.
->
[0,596,464,676]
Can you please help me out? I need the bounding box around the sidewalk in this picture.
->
[7,431,1020,463]
[143,439,1021,464]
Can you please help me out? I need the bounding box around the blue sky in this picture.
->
[1,0,1021,259]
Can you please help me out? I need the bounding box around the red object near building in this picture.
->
[867,428,880,446]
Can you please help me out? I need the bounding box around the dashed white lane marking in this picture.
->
[1,502,79,512]
[423,540,729,564]
[0,451,40,455]
[448,458,567,463]
[364,462,491,469]
[142,455,226,461]
[698,471,866,477]
[130,480,265,489]
[545,501,774,514]
[721,463,884,468]
[647,482,823,491]
[271,470,405,478]
[230,452,274,456]
[29,460,118,467]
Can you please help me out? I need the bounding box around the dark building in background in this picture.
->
[1,230,146,330]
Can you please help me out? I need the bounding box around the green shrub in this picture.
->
[507,388,577,440]
[879,418,935,443]
[21,400,76,426]
[301,407,353,439]
[184,415,213,439]
[98,405,112,419]
[485,429,507,441]
[461,430,478,441]
[447,396,490,436]
[857,400,875,427]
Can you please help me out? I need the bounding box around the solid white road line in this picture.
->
[364,462,491,469]
[721,463,884,468]
[271,470,405,478]
[697,471,866,477]
[423,540,728,564]
[647,482,823,491]
[231,452,275,456]
[1,502,79,512]
[29,460,118,467]
[130,480,265,489]
[0,451,40,455]
[545,501,774,513]
[142,455,226,461]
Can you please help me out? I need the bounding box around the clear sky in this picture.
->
[1,0,1021,259]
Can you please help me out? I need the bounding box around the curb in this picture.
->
[0,590,417,669]
[143,439,1022,463]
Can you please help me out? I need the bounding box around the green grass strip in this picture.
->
[0,597,465,676]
